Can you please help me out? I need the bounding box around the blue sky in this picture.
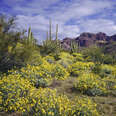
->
[0,0,116,42]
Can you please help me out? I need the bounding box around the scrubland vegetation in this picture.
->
[0,15,116,116]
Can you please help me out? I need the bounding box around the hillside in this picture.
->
[61,32,116,50]
[0,16,116,116]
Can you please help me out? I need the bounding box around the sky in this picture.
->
[0,0,116,42]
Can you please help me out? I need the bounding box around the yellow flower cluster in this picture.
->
[9,59,69,88]
[58,52,74,66]
[59,52,74,60]
[52,64,69,80]
[0,74,99,116]
[72,97,99,116]
[43,55,55,64]
[100,64,116,78]
[27,89,99,116]
[0,74,34,112]
[72,53,84,62]
[69,61,95,76]
[74,73,107,96]
[20,63,69,80]
[102,77,116,90]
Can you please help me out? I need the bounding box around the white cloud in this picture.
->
[13,0,60,15]
[14,0,116,42]
[79,19,116,35]
[49,0,113,22]
[16,15,80,41]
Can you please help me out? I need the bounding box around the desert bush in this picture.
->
[57,59,71,68]
[0,74,34,113]
[69,62,95,76]
[9,61,52,88]
[52,64,69,80]
[25,89,99,116]
[55,52,74,68]
[43,55,55,64]
[102,77,116,90]
[25,88,72,116]
[74,73,107,96]
[71,97,99,116]
[59,52,74,61]
[72,53,84,62]
[9,61,69,88]
[0,79,100,116]
[82,45,104,63]
[99,64,116,78]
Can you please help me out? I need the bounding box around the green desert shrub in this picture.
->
[25,89,99,116]
[72,53,84,62]
[99,64,116,78]
[69,61,95,76]
[0,74,34,113]
[74,73,107,96]
[43,55,55,64]
[9,61,69,88]
[8,61,52,88]
[52,64,69,80]
[0,77,100,116]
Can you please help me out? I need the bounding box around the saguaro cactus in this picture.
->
[49,19,52,41]
[0,24,2,34]
[42,20,61,54]
[70,40,78,53]
[27,27,36,48]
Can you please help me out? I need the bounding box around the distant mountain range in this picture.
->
[61,32,116,50]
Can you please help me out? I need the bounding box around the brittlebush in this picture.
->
[74,73,108,96]
[9,60,69,88]
[0,74,34,112]
[69,61,95,76]
[0,74,99,116]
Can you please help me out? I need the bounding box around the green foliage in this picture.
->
[69,61,95,76]
[52,64,69,80]
[70,40,79,53]
[74,73,107,96]
[82,45,104,63]
[0,74,34,112]
[0,16,39,73]
[0,75,99,116]
[103,42,116,64]
[43,55,55,64]
[9,60,69,88]
[0,16,22,72]
[99,64,116,78]
[41,20,61,55]
[0,15,15,34]
[1,15,116,116]
[57,52,74,68]
[72,53,84,62]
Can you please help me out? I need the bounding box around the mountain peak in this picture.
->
[61,32,116,49]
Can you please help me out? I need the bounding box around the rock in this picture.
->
[61,32,116,49]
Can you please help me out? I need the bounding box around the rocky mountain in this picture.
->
[61,32,116,50]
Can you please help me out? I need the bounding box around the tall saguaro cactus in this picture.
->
[0,24,2,34]
[55,24,61,50]
[28,27,31,44]
[49,19,52,41]
[55,24,58,41]
[27,27,36,48]
[42,20,61,54]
